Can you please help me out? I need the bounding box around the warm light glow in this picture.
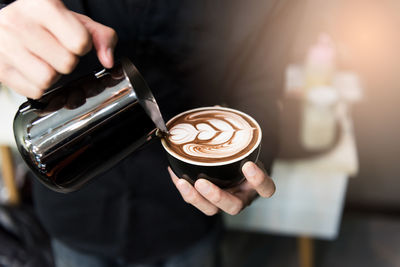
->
[334,1,399,77]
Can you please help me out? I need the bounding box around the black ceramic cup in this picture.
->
[161,107,262,188]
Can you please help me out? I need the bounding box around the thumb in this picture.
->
[73,13,118,68]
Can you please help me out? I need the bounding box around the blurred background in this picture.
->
[224,0,400,266]
[291,0,400,211]
[0,0,399,266]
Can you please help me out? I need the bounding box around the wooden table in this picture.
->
[0,85,24,205]
[0,145,20,205]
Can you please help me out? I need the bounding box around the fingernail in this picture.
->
[178,180,191,195]
[196,179,210,195]
[243,162,256,177]
[106,48,114,67]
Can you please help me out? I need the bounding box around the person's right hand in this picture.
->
[0,0,118,99]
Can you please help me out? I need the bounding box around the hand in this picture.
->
[0,0,118,99]
[168,161,276,216]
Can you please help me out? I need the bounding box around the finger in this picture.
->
[242,161,275,198]
[32,0,92,56]
[225,180,259,207]
[168,166,180,184]
[168,168,219,216]
[195,179,245,215]
[234,188,259,207]
[74,13,118,68]
[17,23,78,74]
[0,28,60,95]
[0,63,42,98]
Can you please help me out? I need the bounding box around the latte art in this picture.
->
[163,107,261,164]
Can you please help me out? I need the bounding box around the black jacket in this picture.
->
[31,0,303,263]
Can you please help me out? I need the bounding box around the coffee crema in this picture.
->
[162,107,261,165]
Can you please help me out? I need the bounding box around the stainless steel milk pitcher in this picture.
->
[13,58,167,193]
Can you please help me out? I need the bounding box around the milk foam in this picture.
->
[167,109,257,160]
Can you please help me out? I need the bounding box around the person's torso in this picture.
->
[33,0,297,263]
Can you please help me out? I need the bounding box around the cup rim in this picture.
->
[161,106,262,166]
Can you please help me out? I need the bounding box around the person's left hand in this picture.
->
[168,161,275,216]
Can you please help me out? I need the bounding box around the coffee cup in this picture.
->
[161,106,262,188]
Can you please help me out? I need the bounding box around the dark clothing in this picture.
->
[32,0,303,264]
[51,224,220,267]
